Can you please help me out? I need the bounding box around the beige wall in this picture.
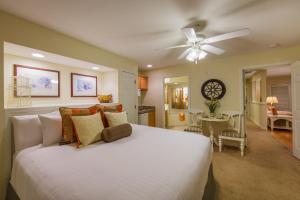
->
[248,70,267,128]
[99,71,119,103]
[141,45,300,128]
[0,10,138,199]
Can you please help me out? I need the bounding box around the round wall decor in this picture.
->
[201,79,226,100]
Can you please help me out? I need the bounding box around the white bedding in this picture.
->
[11,124,212,200]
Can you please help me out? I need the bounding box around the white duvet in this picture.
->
[11,124,212,200]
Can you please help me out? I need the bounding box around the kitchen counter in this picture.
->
[138,106,155,114]
[138,106,156,127]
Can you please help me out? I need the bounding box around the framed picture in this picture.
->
[71,73,97,97]
[14,65,60,97]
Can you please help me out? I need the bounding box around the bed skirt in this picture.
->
[6,164,216,200]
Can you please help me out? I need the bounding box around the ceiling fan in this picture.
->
[165,28,250,63]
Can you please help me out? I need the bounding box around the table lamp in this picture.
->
[266,96,279,115]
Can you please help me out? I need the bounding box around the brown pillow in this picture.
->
[272,107,278,115]
[59,106,103,143]
[102,123,132,143]
[95,104,122,128]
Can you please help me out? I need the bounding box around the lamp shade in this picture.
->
[266,96,279,104]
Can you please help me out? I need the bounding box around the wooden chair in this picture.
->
[218,112,246,156]
[184,109,203,133]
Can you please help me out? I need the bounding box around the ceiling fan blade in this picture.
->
[182,28,197,42]
[204,28,250,44]
[178,48,192,60]
[163,44,191,50]
[201,44,225,55]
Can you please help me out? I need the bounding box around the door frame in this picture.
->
[239,62,292,148]
[162,74,190,128]
[291,62,300,159]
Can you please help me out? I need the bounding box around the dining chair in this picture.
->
[184,109,203,133]
[218,112,246,156]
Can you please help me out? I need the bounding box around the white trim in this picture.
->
[292,62,300,159]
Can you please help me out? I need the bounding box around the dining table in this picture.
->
[199,116,229,148]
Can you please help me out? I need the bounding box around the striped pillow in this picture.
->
[59,106,103,143]
[71,112,104,147]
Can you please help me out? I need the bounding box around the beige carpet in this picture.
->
[212,122,300,200]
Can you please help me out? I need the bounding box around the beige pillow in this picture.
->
[104,112,128,127]
[71,112,104,147]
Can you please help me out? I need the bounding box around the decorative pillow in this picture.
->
[272,107,278,115]
[104,111,128,127]
[11,115,42,152]
[38,114,62,147]
[71,112,104,147]
[102,123,132,143]
[95,104,122,127]
[98,94,113,103]
[59,106,102,143]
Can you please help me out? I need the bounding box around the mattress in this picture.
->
[10,124,212,200]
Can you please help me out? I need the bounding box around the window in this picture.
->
[271,85,290,111]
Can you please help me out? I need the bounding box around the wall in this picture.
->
[141,45,300,128]
[99,71,119,103]
[267,75,291,110]
[0,10,138,199]
[4,54,115,107]
[249,70,267,129]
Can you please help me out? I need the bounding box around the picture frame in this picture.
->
[71,73,97,97]
[14,64,60,97]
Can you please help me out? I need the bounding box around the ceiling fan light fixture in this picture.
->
[186,50,198,62]
[186,49,207,62]
[198,51,207,60]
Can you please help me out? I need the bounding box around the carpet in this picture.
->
[212,122,300,200]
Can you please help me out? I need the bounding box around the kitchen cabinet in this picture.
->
[138,75,148,91]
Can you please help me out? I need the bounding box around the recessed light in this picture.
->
[174,82,178,85]
[92,67,99,70]
[147,64,153,68]
[32,53,45,58]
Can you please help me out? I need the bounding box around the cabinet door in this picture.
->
[148,111,156,127]
[139,76,148,90]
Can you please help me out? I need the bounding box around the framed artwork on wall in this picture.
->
[14,64,60,97]
[71,73,97,97]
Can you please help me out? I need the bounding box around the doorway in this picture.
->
[243,65,293,150]
[163,76,189,130]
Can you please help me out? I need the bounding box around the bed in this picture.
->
[8,124,214,200]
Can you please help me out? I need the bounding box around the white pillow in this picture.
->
[38,114,62,146]
[104,112,128,127]
[11,115,42,152]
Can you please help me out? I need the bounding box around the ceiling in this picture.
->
[4,42,114,72]
[1,0,300,70]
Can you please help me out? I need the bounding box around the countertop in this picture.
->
[138,106,155,114]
